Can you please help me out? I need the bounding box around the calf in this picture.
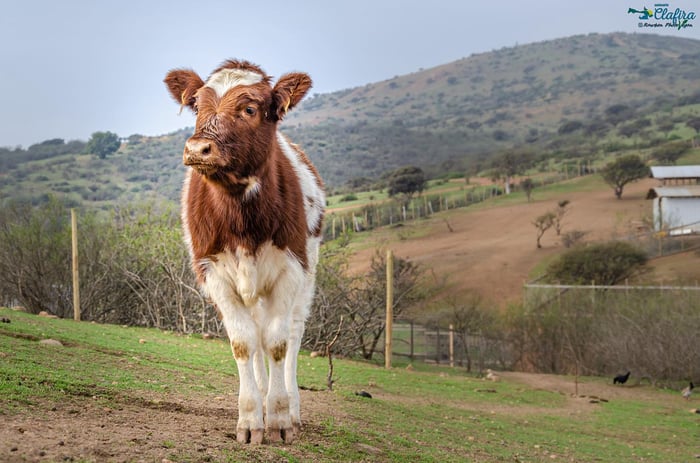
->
[164,60,324,444]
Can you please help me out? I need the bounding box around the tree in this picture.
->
[545,241,648,285]
[650,140,690,165]
[493,150,534,194]
[386,166,426,200]
[533,211,556,248]
[600,155,649,199]
[554,200,570,236]
[521,178,535,202]
[86,131,121,159]
[558,120,584,135]
[304,244,428,361]
[686,117,700,134]
[430,293,496,372]
[604,104,634,126]
[353,250,427,360]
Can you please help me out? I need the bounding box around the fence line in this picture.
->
[377,319,508,372]
[525,283,700,291]
[323,171,580,241]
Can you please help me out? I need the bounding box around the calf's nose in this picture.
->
[183,139,213,165]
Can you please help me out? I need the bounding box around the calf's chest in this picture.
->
[200,242,303,308]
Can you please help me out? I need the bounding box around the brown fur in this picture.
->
[164,60,319,279]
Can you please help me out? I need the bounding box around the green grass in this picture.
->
[1,307,698,462]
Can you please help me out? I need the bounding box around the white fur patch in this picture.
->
[205,68,264,98]
[244,176,261,200]
[276,132,325,235]
[181,169,194,260]
[201,243,303,309]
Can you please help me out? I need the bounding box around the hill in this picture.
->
[284,32,700,186]
[2,32,700,207]
[344,174,700,308]
[2,307,697,462]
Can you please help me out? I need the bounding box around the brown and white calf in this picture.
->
[164,60,324,444]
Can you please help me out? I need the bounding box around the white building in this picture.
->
[647,166,700,233]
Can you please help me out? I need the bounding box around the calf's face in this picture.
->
[164,60,312,177]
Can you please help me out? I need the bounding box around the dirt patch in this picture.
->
[0,369,679,462]
[350,178,662,307]
[375,370,654,420]
[0,389,348,463]
[499,371,661,402]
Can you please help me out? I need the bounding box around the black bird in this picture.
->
[613,371,631,385]
[682,382,694,400]
[355,390,372,399]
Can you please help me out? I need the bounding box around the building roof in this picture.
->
[650,165,700,180]
[646,185,700,199]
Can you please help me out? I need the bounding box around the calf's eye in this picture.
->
[245,106,256,116]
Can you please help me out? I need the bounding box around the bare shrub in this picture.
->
[303,241,429,360]
[561,230,586,248]
[515,285,700,381]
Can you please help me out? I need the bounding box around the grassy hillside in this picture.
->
[2,32,699,208]
[0,130,192,208]
[1,308,698,462]
[285,32,700,186]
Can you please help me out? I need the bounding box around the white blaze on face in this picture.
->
[205,68,264,98]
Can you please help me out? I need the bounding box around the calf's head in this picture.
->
[164,60,312,179]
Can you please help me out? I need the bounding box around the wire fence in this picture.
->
[617,221,700,259]
[519,282,700,379]
[322,171,578,241]
[375,320,510,372]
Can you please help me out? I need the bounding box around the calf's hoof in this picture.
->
[266,426,295,444]
[236,428,264,444]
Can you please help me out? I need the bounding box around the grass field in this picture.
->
[1,308,698,462]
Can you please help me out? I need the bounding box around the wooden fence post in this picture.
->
[385,249,394,369]
[71,208,80,321]
[449,324,454,368]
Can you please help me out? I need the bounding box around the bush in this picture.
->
[545,241,647,285]
[651,140,690,164]
[561,230,586,248]
[513,286,700,380]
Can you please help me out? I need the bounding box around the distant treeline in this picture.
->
[0,138,86,172]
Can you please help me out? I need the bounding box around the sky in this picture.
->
[1,0,698,149]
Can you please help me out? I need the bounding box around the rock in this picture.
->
[39,339,63,347]
[356,443,382,455]
[486,369,500,382]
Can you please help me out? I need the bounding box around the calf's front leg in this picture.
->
[217,299,265,444]
[262,311,294,443]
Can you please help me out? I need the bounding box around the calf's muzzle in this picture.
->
[183,138,219,167]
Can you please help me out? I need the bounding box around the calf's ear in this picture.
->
[164,69,205,112]
[272,72,312,120]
